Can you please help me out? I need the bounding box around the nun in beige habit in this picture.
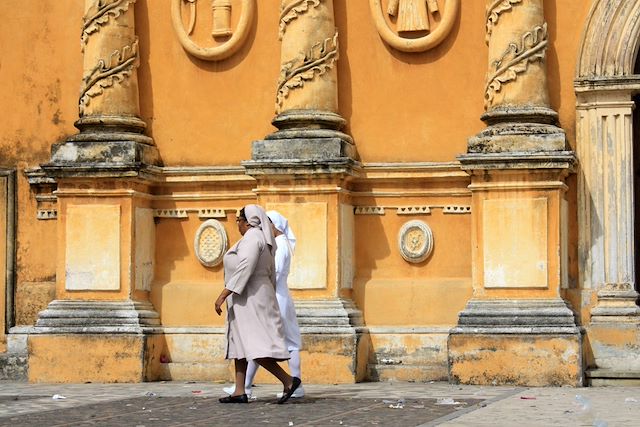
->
[214,204,302,404]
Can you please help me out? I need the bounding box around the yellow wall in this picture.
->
[0,1,592,329]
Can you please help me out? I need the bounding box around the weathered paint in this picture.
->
[448,334,582,387]
[28,335,146,383]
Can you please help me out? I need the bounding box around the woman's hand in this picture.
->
[215,289,232,315]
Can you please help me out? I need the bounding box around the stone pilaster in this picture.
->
[450,0,581,386]
[29,1,161,383]
[576,93,640,321]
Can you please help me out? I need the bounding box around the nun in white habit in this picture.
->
[214,204,301,404]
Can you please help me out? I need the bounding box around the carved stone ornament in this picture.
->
[398,220,434,263]
[194,219,228,267]
[276,31,339,113]
[484,23,547,109]
[369,0,460,52]
[171,0,256,61]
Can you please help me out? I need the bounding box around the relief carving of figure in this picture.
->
[387,0,440,33]
[370,0,459,53]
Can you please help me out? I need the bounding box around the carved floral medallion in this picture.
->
[194,219,228,267]
[398,220,434,263]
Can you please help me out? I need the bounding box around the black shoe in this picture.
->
[277,377,302,404]
[219,394,249,403]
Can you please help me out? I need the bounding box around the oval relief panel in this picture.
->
[194,219,228,267]
[398,220,434,263]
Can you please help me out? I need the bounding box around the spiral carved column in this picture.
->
[468,0,565,153]
[46,0,159,172]
[248,0,356,168]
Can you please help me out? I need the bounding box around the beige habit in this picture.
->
[223,216,289,361]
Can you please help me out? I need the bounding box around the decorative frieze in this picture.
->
[37,210,58,220]
[197,208,226,218]
[397,206,431,215]
[355,206,385,215]
[194,219,228,267]
[398,220,434,263]
[369,0,460,53]
[153,208,233,219]
[355,205,471,215]
[154,209,188,218]
[442,205,471,214]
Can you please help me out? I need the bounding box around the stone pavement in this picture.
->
[0,381,638,426]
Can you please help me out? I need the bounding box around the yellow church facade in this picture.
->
[1,0,639,386]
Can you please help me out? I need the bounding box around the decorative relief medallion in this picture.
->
[194,219,228,267]
[369,0,460,53]
[79,40,139,115]
[171,0,256,61]
[276,32,339,113]
[485,24,548,109]
[398,220,434,263]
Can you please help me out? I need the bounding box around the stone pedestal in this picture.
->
[29,301,161,383]
[449,154,582,386]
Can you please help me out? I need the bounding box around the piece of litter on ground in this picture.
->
[520,396,536,400]
[625,397,638,403]
[436,397,463,405]
[191,390,202,394]
[52,394,66,400]
[388,403,404,409]
[288,422,294,426]
[189,406,197,410]
[144,392,157,397]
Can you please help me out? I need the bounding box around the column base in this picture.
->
[469,106,566,153]
[590,283,640,322]
[448,299,583,386]
[42,115,161,177]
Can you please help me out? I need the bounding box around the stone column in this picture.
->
[47,0,159,169]
[30,0,162,383]
[449,0,581,386]
[243,0,365,383]
[469,0,564,153]
[251,0,355,162]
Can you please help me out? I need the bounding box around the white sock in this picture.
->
[288,350,301,379]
